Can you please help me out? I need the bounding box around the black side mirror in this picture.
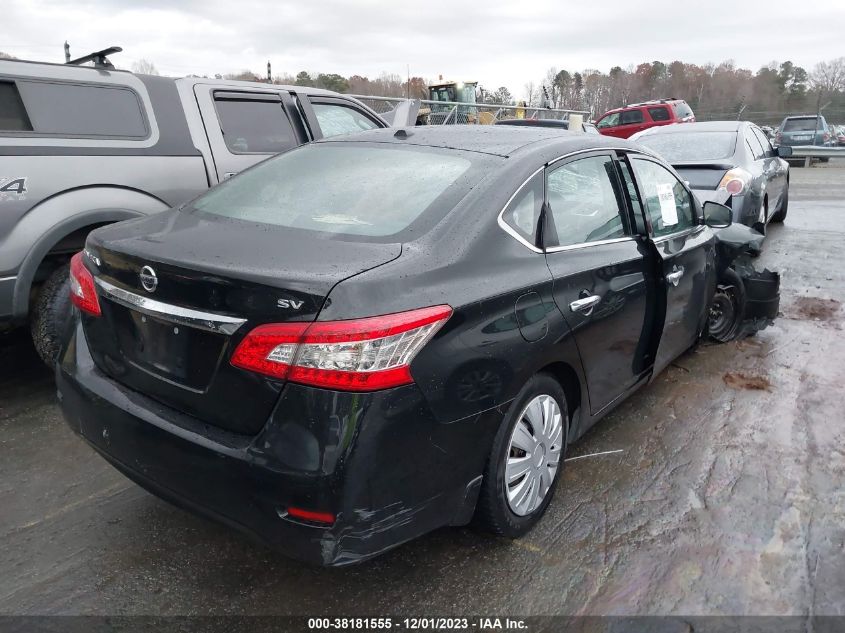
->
[777,145,793,158]
[703,201,732,228]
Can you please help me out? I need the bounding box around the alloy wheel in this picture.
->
[504,394,563,516]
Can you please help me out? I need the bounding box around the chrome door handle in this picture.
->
[666,267,684,286]
[569,295,601,313]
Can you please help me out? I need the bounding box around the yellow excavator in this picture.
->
[419,77,487,124]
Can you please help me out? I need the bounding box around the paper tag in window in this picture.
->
[656,183,678,226]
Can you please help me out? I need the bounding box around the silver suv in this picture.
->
[0,53,386,362]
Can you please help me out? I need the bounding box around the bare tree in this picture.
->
[131,59,159,76]
[810,57,845,95]
[523,81,537,107]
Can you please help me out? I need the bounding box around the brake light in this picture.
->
[775,133,782,144]
[823,132,830,142]
[286,507,335,525]
[69,252,101,317]
[230,305,452,391]
[717,168,752,196]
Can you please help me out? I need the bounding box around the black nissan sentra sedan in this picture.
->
[58,126,756,566]
[632,121,792,232]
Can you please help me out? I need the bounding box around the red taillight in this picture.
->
[69,252,101,317]
[230,305,453,391]
[723,179,744,195]
[775,133,782,144]
[286,507,335,525]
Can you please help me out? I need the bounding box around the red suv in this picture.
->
[595,99,695,138]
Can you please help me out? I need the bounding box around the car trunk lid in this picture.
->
[82,210,401,435]
[672,163,733,190]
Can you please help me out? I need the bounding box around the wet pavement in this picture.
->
[1,166,844,617]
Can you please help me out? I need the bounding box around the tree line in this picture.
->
[523,58,845,124]
[219,57,845,124]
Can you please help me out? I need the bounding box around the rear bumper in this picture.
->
[57,321,499,566]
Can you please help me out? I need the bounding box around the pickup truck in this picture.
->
[0,56,387,362]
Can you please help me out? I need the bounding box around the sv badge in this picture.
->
[277,299,304,310]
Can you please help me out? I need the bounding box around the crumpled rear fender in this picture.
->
[709,224,780,340]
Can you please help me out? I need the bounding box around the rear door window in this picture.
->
[648,106,671,122]
[312,103,380,138]
[545,154,630,247]
[630,157,694,237]
[621,109,644,125]
[750,127,772,158]
[213,93,297,154]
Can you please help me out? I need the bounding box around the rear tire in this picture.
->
[770,186,788,223]
[474,373,568,537]
[30,264,72,367]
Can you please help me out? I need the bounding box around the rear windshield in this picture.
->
[192,143,495,239]
[783,117,823,132]
[637,131,737,162]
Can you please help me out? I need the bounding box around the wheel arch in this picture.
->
[536,360,582,441]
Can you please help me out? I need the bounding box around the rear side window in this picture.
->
[671,102,694,120]
[630,157,694,237]
[546,155,629,247]
[648,106,670,122]
[501,171,544,245]
[214,95,296,153]
[745,129,766,159]
[621,109,644,125]
[313,103,380,138]
[751,127,772,155]
[7,80,147,138]
[192,143,493,239]
[0,82,32,131]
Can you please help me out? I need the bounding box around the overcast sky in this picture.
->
[3,0,844,98]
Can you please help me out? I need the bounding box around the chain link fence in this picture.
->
[350,95,590,125]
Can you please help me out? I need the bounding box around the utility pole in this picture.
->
[64,41,70,63]
[267,61,271,83]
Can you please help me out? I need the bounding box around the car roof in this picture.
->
[174,76,341,97]
[602,99,686,115]
[318,125,639,158]
[638,121,744,136]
